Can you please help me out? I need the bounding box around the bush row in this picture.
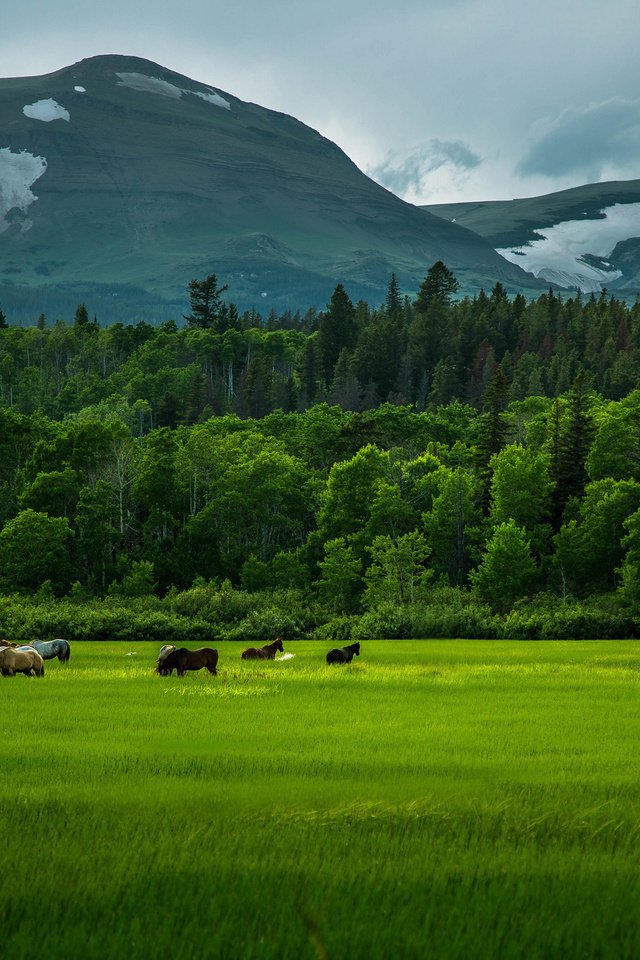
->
[0,591,637,645]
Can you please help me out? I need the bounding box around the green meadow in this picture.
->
[1,640,639,960]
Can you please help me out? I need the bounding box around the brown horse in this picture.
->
[158,647,218,677]
[0,647,45,677]
[241,637,284,660]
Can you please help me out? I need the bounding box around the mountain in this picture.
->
[0,54,542,323]
[424,181,640,295]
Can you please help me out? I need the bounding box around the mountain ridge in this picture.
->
[0,54,542,322]
[424,180,640,295]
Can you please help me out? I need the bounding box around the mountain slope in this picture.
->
[425,182,640,294]
[0,55,541,322]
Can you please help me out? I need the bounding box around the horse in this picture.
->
[156,644,178,676]
[241,638,284,660]
[0,647,45,677]
[326,641,361,664]
[31,639,71,662]
[158,647,218,677]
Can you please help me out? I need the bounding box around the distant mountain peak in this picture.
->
[0,55,542,322]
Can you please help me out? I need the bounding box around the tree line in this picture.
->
[1,264,640,428]
[1,379,640,640]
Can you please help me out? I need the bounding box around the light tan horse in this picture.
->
[0,647,45,677]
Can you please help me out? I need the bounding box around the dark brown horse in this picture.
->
[158,647,218,677]
[241,637,284,660]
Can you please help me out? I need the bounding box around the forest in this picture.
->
[1,262,640,642]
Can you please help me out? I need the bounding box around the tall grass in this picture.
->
[1,641,639,959]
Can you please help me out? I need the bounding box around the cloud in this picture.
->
[518,98,640,181]
[367,139,483,200]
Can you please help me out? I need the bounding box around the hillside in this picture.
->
[425,181,640,294]
[0,55,542,323]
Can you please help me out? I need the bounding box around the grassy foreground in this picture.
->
[1,640,639,960]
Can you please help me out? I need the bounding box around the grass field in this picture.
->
[1,640,639,960]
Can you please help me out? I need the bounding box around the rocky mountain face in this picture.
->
[425,181,640,296]
[0,54,541,323]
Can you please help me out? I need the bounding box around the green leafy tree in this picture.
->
[362,531,432,609]
[75,480,115,589]
[470,520,537,611]
[0,509,74,593]
[423,465,480,584]
[617,507,640,606]
[315,444,390,561]
[552,478,640,595]
[18,467,79,519]
[315,537,362,612]
[488,445,553,556]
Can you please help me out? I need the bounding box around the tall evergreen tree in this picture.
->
[74,303,90,327]
[552,369,594,522]
[384,273,403,318]
[184,274,228,330]
[415,261,459,311]
[474,367,511,510]
[317,284,358,384]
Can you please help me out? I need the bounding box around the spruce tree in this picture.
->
[184,274,228,330]
[474,367,511,510]
[415,261,459,311]
[317,284,358,384]
[384,273,403,318]
[552,369,594,522]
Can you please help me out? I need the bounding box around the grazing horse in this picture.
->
[159,647,218,677]
[0,647,45,677]
[241,638,284,660]
[326,641,361,665]
[31,639,71,662]
[156,644,178,676]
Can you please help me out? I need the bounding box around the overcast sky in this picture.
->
[2,0,639,204]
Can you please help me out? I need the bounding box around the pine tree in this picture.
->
[317,284,358,384]
[384,273,403,318]
[415,261,459,311]
[184,274,228,330]
[474,367,511,510]
[74,303,89,327]
[552,369,594,522]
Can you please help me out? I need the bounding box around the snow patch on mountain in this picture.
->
[74,86,86,93]
[497,203,640,292]
[0,148,47,234]
[116,72,231,110]
[192,89,230,110]
[116,72,182,99]
[23,99,70,122]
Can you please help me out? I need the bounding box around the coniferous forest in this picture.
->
[2,262,640,642]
